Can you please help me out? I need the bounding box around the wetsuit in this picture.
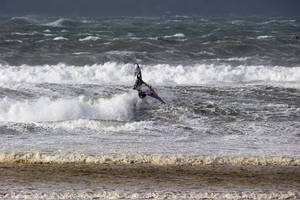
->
[133,67,147,99]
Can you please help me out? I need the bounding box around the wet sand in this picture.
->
[0,163,299,199]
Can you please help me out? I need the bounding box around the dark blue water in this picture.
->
[0,15,299,66]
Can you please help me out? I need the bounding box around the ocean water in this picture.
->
[0,15,300,199]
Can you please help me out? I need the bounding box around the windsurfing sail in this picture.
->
[138,79,165,104]
[145,87,165,104]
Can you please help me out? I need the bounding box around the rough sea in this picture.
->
[0,15,299,199]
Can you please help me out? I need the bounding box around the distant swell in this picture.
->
[7,17,39,25]
[45,18,81,27]
[0,63,299,86]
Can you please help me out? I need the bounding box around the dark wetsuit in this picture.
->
[133,67,146,99]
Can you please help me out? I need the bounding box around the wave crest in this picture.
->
[0,93,137,122]
[0,63,299,86]
[7,16,39,25]
[45,18,81,27]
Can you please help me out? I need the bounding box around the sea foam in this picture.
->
[79,36,100,41]
[0,92,137,122]
[3,190,298,200]
[0,63,299,86]
[0,152,299,166]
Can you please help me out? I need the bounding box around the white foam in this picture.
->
[223,57,251,61]
[4,39,23,43]
[102,120,155,132]
[164,33,185,38]
[72,52,90,55]
[53,37,68,41]
[12,32,38,36]
[38,118,124,131]
[0,153,299,166]
[45,19,66,27]
[45,18,77,27]
[0,92,137,122]
[257,35,273,39]
[4,190,299,200]
[0,63,299,86]
[79,36,100,41]
[143,64,300,86]
[173,33,185,37]
[0,63,132,85]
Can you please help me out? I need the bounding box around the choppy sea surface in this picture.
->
[0,15,299,199]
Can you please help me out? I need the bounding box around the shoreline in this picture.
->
[1,163,299,199]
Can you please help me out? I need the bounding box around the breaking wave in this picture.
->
[79,36,100,41]
[6,16,39,26]
[0,93,137,122]
[45,18,81,27]
[0,63,299,86]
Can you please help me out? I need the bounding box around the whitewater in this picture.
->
[1,63,300,85]
[0,15,299,199]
